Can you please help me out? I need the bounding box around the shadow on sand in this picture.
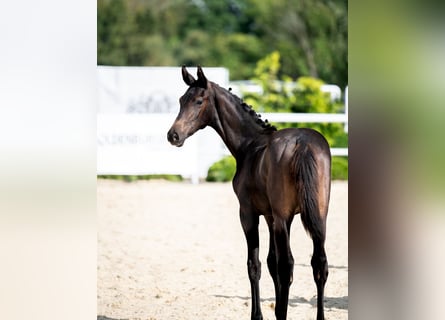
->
[213,294,348,310]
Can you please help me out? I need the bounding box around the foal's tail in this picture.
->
[292,143,325,242]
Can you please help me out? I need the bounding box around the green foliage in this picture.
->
[98,0,347,87]
[291,77,346,147]
[331,157,348,180]
[206,156,236,182]
[291,77,332,113]
[244,52,347,147]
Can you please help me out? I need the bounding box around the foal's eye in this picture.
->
[196,99,203,105]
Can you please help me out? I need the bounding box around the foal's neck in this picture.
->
[209,83,269,159]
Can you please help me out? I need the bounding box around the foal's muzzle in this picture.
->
[167,128,183,147]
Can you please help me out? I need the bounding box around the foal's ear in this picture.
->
[182,65,196,86]
[196,66,208,88]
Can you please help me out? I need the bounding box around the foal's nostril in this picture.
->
[167,129,180,143]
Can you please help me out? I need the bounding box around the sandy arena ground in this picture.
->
[97,179,348,320]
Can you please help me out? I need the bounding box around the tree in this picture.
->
[98,0,347,86]
[246,0,347,86]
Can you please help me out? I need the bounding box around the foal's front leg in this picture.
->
[240,208,263,320]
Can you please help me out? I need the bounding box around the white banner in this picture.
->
[97,114,227,182]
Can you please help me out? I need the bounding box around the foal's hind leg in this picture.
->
[240,208,263,320]
[265,215,295,312]
[311,236,328,320]
[311,174,330,320]
[265,216,279,301]
[272,216,294,320]
[306,189,329,320]
[301,205,328,320]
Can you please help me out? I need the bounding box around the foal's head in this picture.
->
[167,66,215,147]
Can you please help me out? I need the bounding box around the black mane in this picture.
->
[226,87,277,133]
